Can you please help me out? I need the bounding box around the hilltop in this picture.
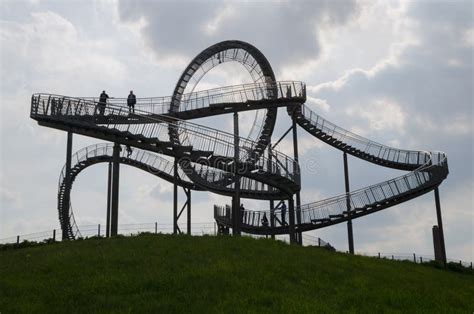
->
[0,234,472,313]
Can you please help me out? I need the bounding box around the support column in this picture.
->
[268,143,275,240]
[62,132,73,240]
[288,197,296,244]
[434,187,447,265]
[233,111,241,235]
[187,189,191,235]
[110,143,120,236]
[292,118,302,245]
[173,158,178,235]
[343,152,354,254]
[269,198,275,240]
[106,162,112,238]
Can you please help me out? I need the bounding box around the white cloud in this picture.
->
[345,98,406,132]
[463,27,474,46]
[307,96,330,112]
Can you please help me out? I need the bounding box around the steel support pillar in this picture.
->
[187,189,191,235]
[173,158,178,235]
[62,132,73,240]
[343,152,354,254]
[268,143,275,240]
[110,143,120,236]
[269,198,275,240]
[288,197,296,244]
[174,182,191,235]
[106,162,112,238]
[292,118,302,245]
[434,187,447,265]
[232,111,241,236]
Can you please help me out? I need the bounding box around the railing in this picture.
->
[77,81,305,114]
[215,151,448,229]
[299,104,431,167]
[58,143,190,192]
[0,222,218,245]
[358,252,473,269]
[214,204,290,229]
[3,226,470,270]
[211,104,448,231]
[58,143,289,240]
[187,164,275,195]
[57,143,197,238]
[0,222,331,248]
[31,93,300,187]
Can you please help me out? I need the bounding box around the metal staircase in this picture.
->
[215,106,448,235]
[80,81,304,121]
[56,143,203,239]
[289,105,429,171]
[30,86,302,197]
[31,39,448,244]
[57,142,301,239]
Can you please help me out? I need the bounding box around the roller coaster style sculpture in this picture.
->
[30,40,449,263]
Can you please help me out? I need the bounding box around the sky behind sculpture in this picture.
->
[0,0,472,261]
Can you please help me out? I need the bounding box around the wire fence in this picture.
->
[356,251,472,268]
[0,222,219,244]
[0,223,331,249]
[1,224,471,269]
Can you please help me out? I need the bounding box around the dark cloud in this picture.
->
[118,0,359,67]
[311,1,473,182]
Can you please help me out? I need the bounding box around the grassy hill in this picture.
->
[1,234,473,313]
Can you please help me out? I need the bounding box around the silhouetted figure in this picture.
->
[98,90,109,115]
[57,98,63,115]
[51,98,57,115]
[127,90,136,114]
[240,203,245,223]
[286,85,292,98]
[126,145,133,157]
[280,202,287,226]
[261,213,269,227]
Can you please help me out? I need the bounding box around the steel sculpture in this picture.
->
[30,40,449,263]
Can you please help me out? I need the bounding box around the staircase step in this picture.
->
[191,150,213,159]
[173,145,193,152]
[311,218,330,223]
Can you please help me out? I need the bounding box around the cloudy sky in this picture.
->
[0,0,472,261]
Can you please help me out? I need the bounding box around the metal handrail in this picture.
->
[31,92,300,188]
[75,81,305,115]
[299,104,430,167]
[215,104,448,230]
[56,143,197,238]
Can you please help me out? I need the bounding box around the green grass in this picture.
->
[1,234,473,313]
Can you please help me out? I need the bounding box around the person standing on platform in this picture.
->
[127,90,136,114]
[240,203,245,224]
[261,213,269,228]
[98,90,109,115]
[280,201,287,226]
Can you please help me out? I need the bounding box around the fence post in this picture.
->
[392,255,394,260]
[16,235,20,245]
[413,253,416,263]
[155,222,157,234]
[318,238,321,247]
[378,252,380,258]
[420,257,423,263]
[53,229,56,242]
[98,224,101,237]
